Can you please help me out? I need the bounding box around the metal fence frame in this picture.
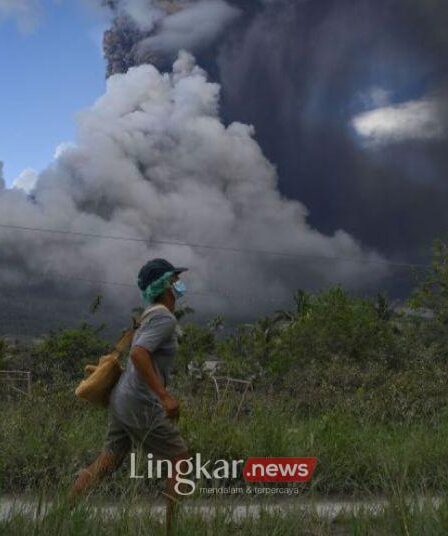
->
[210,375,253,419]
[0,370,32,398]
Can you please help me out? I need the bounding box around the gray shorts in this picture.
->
[104,408,188,460]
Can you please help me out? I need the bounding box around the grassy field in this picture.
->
[2,382,448,497]
[3,249,448,533]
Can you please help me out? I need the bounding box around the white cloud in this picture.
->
[12,168,39,193]
[53,142,77,160]
[352,98,445,146]
[0,0,41,32]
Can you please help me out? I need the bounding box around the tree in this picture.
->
[411,240,448,320]
[374,292,393,322]
[410,239,448,355]
[275,289,312,324]
[0,339,7,370]
[89,294,103,315]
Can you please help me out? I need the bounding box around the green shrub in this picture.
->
[29,325,109,383]
[410,239,448,359]
[177,323,216,373]
[0,338,6,369]
[215,287,409,381]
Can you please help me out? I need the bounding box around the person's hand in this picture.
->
[160,392,180,420]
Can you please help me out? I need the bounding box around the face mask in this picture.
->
[172,280,186,299]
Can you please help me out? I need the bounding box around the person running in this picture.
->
[70,258,190,531]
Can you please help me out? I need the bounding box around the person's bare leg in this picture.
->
[69,450,126,501]
[164,451,190,535]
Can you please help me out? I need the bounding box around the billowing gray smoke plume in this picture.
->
[0,52,386,334]
[0,163,5,190]
[100,0,448,277]
[102,0,242,76]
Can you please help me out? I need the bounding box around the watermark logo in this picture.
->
[130,453,317,496]
[243,457,317,483]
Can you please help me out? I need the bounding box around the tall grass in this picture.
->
[2,386,448,496]
[0,502,331,536]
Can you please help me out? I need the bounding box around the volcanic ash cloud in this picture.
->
[0,52,387,318]
[102,0,241,75]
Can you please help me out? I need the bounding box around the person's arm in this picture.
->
[131,345,180,419]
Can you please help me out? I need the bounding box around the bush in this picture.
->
[410,239,448,359]
[177,323,216,373]
[0,338,6,369]
[215,287,409,381]
[29,324,109,383]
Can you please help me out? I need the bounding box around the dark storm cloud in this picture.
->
[101,0,448,266]
[217,0,448,263]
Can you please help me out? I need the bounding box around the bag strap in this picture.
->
[139,303,169,324]
[112,304,171,358]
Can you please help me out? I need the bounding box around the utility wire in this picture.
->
[0,222,431,269]
[40,271,217,297]
[18,264,425,308]
[33,270,274,305]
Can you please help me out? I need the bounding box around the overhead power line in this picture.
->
[0,222,431,269]
[27,270,283,306]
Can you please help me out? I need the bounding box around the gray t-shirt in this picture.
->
[109,305,178,428]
